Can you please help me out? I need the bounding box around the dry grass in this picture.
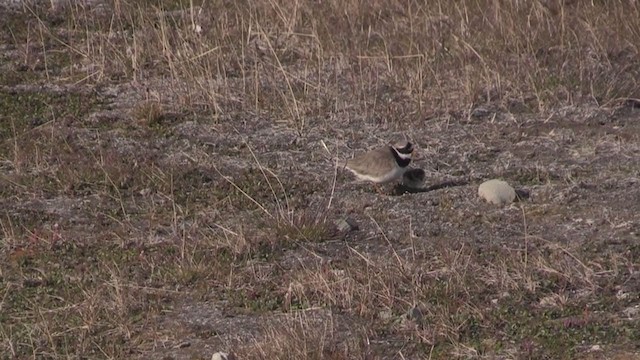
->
[1,0,640,359]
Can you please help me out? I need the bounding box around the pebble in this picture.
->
[622,305,639,319]
[471,106,490,117]
[378,309,394,321]
[405,305,423,323]
[334,217,358,232]
[211,352,235,360]
[478,179,516,205]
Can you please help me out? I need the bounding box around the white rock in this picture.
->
[378,309,394,320]
[623,305,639,319]
[478,179,516,205]
[589,345,602,352]
[211,352,235,360]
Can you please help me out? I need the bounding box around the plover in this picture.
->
[345,141,414,189]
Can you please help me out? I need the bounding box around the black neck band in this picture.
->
[391,148,411,167]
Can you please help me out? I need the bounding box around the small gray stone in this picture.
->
[405,305,423,323]
[478,179,516,205]
[334,217,358,232]
[173,341,190,349]
[471,106,490,117]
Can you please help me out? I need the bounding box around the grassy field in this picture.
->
[1,0,640,359]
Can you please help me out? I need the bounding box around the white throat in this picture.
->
[395,151,412,160]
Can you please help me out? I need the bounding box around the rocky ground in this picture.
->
[1,1,639,359]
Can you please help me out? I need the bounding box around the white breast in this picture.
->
[348,164,406,183]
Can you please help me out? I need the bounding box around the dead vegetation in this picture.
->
[1,0,640,359]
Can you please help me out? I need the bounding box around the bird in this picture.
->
[402,168,426,189]
[345,141,414,190]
